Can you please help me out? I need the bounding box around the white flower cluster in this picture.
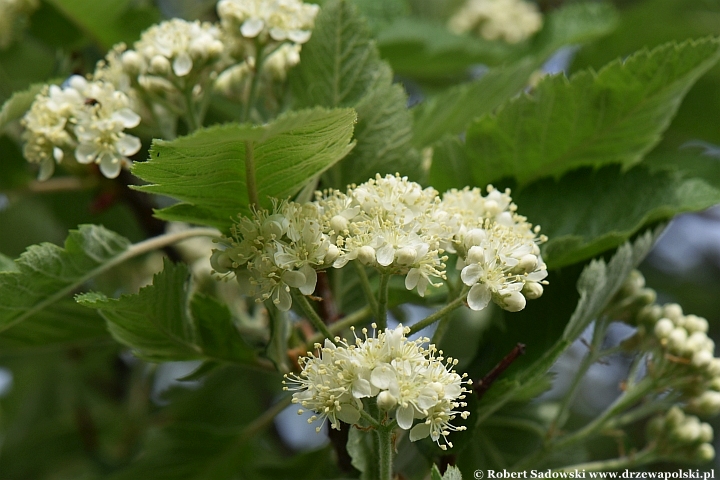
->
[283,324,471,449]
[21,76,141,179]
[448,0,543,44]
[211,174,547,313]
[217,0,319,45]
[122,19,226,81]
[647,407,715,462]
[636,302,720,416]
[0,0,38,49]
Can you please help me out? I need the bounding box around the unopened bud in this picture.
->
[357,246,376,266]
[325,244,340,265]
[329,215,348,233]
[502,291,526,312]
[522,282,543,300]
[149,55,171,75]
[377,391,397,411]
[654,318,674,339]
[121,50,143,75]
[396,247,417,266]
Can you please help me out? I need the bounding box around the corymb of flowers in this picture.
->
[283,324,472,450]
[210,173,548,313]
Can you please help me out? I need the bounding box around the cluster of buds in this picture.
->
[211,174,547,312]
[448,0,543,44]
[0,0,38,49]
[283,324,471,450]
[21,76,141,179]
[646,407,715,462]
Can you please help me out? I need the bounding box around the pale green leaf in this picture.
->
[77,260,257,365]
[132,107,356,231]
[0,253,17,272]
[291,0,420,185]
[467,38,720,186]
[562,230,658,341]
[413,60,536,148]
[0,224,131,334]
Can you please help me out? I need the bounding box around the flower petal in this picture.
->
[409,422,431,441]
[116,134,142,156]
[467,283,491,311]
[173,52,193,77]
[396,404,415,430]
[241,18,264,38]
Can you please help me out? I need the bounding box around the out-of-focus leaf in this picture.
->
[45,0,161,49]
[412,60,535,148]
[133,107,356,231]
[77,260,257,365]
[0,41,56,104]
[347,426,378,480]
[0,299,109,351]
[0,225,131,334]
[516,161,720,269]
[291,0,420,186]
[0,81,46,131]
[467,38,720,186]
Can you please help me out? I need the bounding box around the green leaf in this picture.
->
[530,2,619,60]
[427,135,473,194]
[0,299,109,351]
[0,253,17,272]
[0,81,47,131]
[77,260,257,365]
[466,38,720,187]
[431,464,443,480]
[377,18,514,78]
[515,159,720,268]
[412,60,536,148]
[0,224,131,334]
[45,0,161,49]
[133,107,356,231]
[290,0,420,186]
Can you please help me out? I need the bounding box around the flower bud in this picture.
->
[663,303,684,323]
[693,443,715,462]
[654,318,674,339]
[685,314,709,334]
[377,391,397,411]
[667,328,688,354]
[396,247,417,266]
[501,291,526,312]
[149,55,171,75]
[357,246,376,266]
[692,350,713,369]
[673,417,701,443]
[522,282,543,300]
[516,254,538,272]
[330,215,348,233]
[324,244,340,265]
[210,250,232,273]
[689,391,720,417]
[121,50,143,75]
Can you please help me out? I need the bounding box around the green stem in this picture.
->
[293,291,335,344]
[377,426,394,480]
[554,376,655,451]
[0,227,220,334]
[241,42,266,122]
[553,449,657,473]
[408,292,468,336]
[548,319,609,438]
[376,274,390,331]
[245,141,259,208]
[354,262,380,319]
[183,87,201,132]
[307,305,373,346]
[359,409,382,429]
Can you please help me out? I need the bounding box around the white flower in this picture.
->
[460,222,547,312]
[217,0,319,45]
[69,76,142,178]
[133,19,225,78]
[448,0,543,44]
[284,324,471,449]
[21,76,141,180]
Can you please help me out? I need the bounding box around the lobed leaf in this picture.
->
[467,38,720,186]
[77,260,256,365]
[132,107,356,231]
